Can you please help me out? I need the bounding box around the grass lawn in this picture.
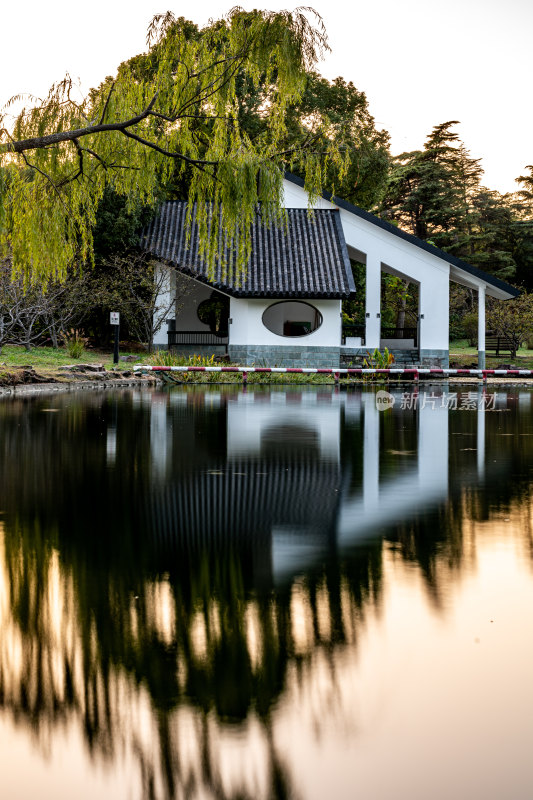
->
[1,342,532,382]
[450,339,533,369]
[0,345,146,372]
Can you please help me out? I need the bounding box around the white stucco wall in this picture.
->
[282,178,451,351]
[229,297,342,347]
[174,275,217,331]
[155,274,231,346]
[152,265,173,347]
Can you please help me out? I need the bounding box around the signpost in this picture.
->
[110,312,120,364]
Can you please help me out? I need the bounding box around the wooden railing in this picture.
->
[342,325,418,347]
[485,333,519,358]
[381,327,418,346]
[168,330,229,348]
[342,325,366,345]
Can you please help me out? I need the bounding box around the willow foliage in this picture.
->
[0,7,348,284]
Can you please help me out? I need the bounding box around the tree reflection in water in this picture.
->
[0,386,531,798]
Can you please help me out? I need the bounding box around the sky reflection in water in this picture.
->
[0,385,532,800]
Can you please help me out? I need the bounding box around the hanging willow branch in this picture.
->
[0,6,348,285]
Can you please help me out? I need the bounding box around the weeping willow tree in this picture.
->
[0,7,348,285]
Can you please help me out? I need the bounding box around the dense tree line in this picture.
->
[373,120,533,340]
[379,120,533,288]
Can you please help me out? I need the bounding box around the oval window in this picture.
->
[262,301,323,337]
[197,292,230,334]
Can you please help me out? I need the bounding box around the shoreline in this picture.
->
[1,374,532,398]
[0,374,160,397]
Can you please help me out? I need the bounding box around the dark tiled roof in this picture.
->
[141,202,355,299]
[284,173,520,299]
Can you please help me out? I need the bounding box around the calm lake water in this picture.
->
[0,384,532,800]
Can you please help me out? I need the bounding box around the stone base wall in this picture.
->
[162,343,449,369]
[341,348,419,365]
[419,349,449,368]
[341,347,449,368]
[228,344,341,368]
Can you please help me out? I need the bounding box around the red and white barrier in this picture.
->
[134,365,533,379]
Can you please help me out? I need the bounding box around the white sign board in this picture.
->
[110,312,120,325]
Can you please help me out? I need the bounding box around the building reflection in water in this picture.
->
[145,386,483,581]
[0,386,531,799]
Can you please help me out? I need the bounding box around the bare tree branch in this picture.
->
[119,128,219,169]
[1,95,159,155]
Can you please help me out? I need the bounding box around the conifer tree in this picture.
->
[381,121,481,249]
[380,121,522,282]
[516,165,533,201]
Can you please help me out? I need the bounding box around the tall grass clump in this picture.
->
[149,351,218,367]
[62,329,89,359]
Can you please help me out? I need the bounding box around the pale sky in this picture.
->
[1,0,531,194]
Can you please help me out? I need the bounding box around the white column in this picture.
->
[150,395,171,480]
[152,265,173,348]
[417,271,449,358]
[363,395,380,510]
[418,402,448,494]
[477,394,485,479]
[365,255,381,349]
[478,285,486,369]
[106,425,117,465]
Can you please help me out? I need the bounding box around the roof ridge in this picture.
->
[141,202,355,300]
[283,172,520,298]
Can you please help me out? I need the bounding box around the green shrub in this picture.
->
[461,312,478,347]
[363,347,395,369]
[62,329,89,359]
